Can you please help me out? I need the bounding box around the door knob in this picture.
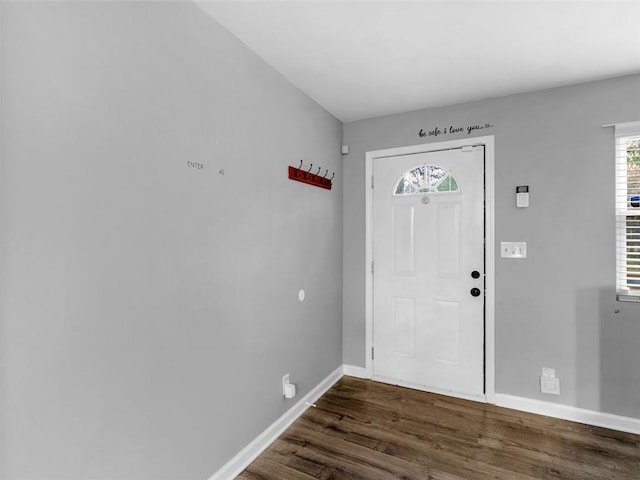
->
[470,288,481,297]
[471,270,480,279]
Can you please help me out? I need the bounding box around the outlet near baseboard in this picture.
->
[540,367,560,395]
[282,373,296,399]
[542,367,555,378]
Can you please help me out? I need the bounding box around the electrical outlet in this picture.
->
[282,373,296,399]
[542,367,556,378]
[540,367,560,394]
[541,376,560,395]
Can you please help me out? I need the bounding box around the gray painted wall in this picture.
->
[2,1,639,478]
[0,3,342,479]
[343,74,640,419]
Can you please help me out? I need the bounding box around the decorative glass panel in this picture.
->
[394,165,459,195]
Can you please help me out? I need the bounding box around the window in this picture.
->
[394,164,459,195]
[615,121,640,302]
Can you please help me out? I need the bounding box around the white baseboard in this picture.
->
[495,393,640,435]
[342,364,369,378]
[208,366,343,480]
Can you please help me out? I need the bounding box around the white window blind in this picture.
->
[615,121,640,301]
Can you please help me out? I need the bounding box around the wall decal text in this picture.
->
[187,160,204,170]
[419,123,494,138]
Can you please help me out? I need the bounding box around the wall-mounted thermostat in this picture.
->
[516,186,529,208]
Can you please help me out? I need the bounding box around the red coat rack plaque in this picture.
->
[288,162,333,190]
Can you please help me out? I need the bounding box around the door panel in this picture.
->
[436,203,460,277]
[392,206,415,275]
[392,296,415,357]
[435,300,460,364]
[373,146,485,398]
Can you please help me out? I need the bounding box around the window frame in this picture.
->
[614,121,640,302]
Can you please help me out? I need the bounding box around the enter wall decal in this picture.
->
[288,160,334,190]
[419,123,494,138]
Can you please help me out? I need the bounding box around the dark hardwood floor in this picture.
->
[237,376,640,480]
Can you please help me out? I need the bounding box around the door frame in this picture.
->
[365,135,495,404]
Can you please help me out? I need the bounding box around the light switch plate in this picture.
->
[501,242,527,258]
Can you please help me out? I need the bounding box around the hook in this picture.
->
[323,169,328,178]
[307,163,313,172]
[316,166,321,175]
[330,172,335,181]
[298,160,303,169]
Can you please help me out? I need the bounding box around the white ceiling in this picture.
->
[197,1,640,123]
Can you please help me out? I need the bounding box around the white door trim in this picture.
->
[365,136,495,404]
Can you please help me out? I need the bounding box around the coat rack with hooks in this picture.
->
[288,160,333,190]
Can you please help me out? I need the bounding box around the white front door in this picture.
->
[372,146,485,399]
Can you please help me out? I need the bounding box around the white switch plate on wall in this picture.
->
[501,242,527,258]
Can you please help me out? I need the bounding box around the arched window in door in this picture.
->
[394,165,459,195]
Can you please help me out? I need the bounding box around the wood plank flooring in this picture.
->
[237,376,640,480]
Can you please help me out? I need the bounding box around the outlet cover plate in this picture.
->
[542,367,556,378]
[540,376,560,395]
